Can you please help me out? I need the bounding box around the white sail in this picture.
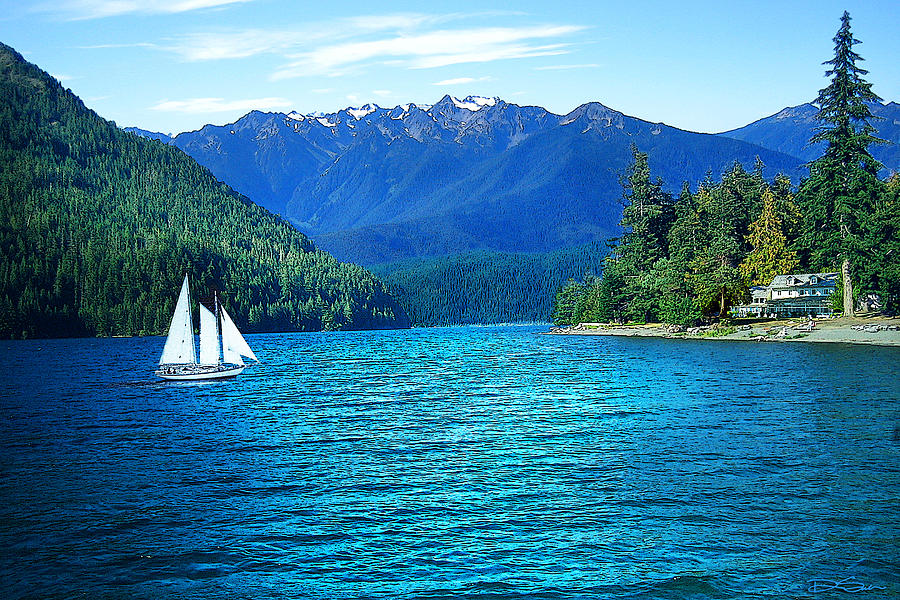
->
[199,302,220,366]
[159,275,196,365]
[221,306,257,364]
[222,341,245,366]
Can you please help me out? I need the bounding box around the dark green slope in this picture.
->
[370,243,609,326]
[0,42,408,338]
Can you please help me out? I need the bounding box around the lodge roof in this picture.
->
[769,272,838,289]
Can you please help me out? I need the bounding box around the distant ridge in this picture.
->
[135,95,806,265]
[719,101,900,173]
[123,126,172,144]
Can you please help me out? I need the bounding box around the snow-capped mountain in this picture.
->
[128,95,809,264]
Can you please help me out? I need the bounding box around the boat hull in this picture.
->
[155,364,246,381]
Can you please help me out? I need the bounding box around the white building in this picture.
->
[734,273,838,319]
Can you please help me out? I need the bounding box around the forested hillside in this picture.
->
[370,244,607,326]
[0,42,408,338]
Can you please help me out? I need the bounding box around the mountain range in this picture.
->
[129,95,858,265]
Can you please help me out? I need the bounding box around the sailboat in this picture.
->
[156,274,259,380]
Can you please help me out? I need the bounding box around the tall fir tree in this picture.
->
[618,145,675,273]
[551,279,585,326]
[797,11,884,316]
[688,178,746,319]
[614,146,675,322]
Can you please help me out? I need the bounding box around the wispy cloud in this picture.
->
[166,30,306,61]
[145,13,585,80]
[161,14,442,62]
[79,42,158,50]
[534,63,600,71]
[150,97,292,114]
[83,11,586,83]
[273,24,585,79]
[432,76,492,86]
[35,0,254,20]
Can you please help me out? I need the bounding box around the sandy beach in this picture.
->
[549,315,900,347]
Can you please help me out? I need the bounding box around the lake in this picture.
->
[1,325,898,599]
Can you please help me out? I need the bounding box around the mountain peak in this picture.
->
[345,103,379,119]
[560,102,625,127]
[451,95,499,111]
[431,94,500,113]
[773,103,817,120]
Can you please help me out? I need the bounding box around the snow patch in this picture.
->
[390,104,411,119]
[451,95,498,111]
[347,103,377,119]
[317,117,336,128]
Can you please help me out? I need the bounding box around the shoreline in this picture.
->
[548,316,900,347]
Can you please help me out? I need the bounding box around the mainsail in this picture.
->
[198,302,220,366]
[221,306,258,365]
[159,274,196,365]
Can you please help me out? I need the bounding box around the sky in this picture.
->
[2,0,898,136]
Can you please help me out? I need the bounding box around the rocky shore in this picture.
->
[548,316,900,347]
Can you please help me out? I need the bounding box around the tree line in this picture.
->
[371,243,608,326]
[0,43,408,338]
[553,12,899,327]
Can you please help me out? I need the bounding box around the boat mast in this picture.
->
[215,289,222,365]
[188,272,197,365]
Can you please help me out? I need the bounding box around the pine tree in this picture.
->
[798,11,884,316]
[551,279,585,326]
[614,146,675,322]
[688,182,745,318]
[618,146,675,272]
[861,174,900,313]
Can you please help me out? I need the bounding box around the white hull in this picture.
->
[156,364,246,381]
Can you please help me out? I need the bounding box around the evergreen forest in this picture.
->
[0,43,408,338]
[371,243,608,326]
[552,13,899,327]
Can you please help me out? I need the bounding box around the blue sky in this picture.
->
[3,0,898,135]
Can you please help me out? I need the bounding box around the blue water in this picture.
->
[1,325,898,599]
